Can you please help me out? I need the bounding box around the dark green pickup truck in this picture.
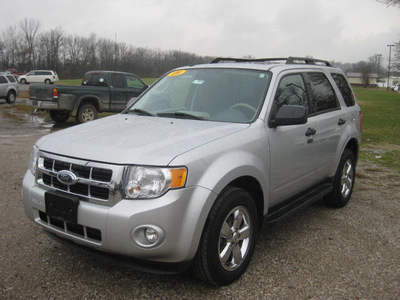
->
[27,71,148,123]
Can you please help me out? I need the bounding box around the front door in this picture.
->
[267,72,320,206]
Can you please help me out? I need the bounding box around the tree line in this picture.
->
[1,18,399,79]
[0,18,213,78]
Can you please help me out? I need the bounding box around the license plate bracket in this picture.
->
[45,192,79,224]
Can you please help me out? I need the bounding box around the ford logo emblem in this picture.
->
[57,170,78,185]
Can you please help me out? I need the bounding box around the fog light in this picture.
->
[145,227,158,244]
[131,225,165,248]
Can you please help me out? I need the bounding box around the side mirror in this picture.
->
[269,105,307,128]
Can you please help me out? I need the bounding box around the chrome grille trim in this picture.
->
[36,151,125,207]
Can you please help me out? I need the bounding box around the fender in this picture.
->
[70,95,101,117]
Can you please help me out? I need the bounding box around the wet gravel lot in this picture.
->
[1,98,399,299]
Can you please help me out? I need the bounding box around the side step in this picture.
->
[265,183,332,224]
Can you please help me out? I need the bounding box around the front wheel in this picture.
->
[193,187,258,286]
[77,103,98,123]
[49,110,70,123]
[324,149,356,208]
[6,91,16,104]
[20,78,27,84]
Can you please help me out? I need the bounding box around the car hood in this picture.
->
[37,114,249,165]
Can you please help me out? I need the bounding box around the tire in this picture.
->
[324,149,356,208]
[49,110,70,123]
[193,187,258,286]
[20,78,27,84]
[77,103,98,123]
[6,91,16,104]
[44,79,51,84]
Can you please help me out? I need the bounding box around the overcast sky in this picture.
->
[1,0,399,64]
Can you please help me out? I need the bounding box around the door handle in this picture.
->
[338,118,346,126]
[305,128,316,136]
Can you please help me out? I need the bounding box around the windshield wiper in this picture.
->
[158,112,206,120]
[127,108,157,117]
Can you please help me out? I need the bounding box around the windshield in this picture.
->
[126,68,270,123]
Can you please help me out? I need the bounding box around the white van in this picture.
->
[18,70,59,84]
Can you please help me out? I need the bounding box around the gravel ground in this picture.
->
[1,101,399,299]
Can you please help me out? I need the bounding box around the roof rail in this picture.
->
[210,56,331,67]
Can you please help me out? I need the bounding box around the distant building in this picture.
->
[378,76,400,88]
[346,72,378,86]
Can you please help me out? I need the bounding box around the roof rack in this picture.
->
[210,56,331,67]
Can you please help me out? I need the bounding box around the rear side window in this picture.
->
[331,73,355,107]
[307,73,338,113]
[6,75,16,82]
[83,73,108,86]
[112,73,125,88]
[0,76,7,84]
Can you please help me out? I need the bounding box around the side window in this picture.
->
[0,76,7,84]
[112,73,125,88]
[6,75,16,82]
[91,74,108,87]
[331,73,355,107]
[272,74,308,118]
[307,73,338,113]
[28,72,35,76]
[126,75,146,89]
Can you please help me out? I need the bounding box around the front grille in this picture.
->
[36,152,124,206]
[38,210,102,242]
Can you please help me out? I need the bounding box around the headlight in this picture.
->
[124,166,187,199]
[28,145,39,175]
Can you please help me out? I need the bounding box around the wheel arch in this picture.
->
[227,176,265,232]
[71,96,100,117]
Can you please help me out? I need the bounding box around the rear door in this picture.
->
[267,72,320,205]
[110,73,129,111]
[305,72,345,178]
[0,76,7,96]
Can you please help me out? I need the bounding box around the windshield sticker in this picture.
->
[259,74,266,78]
[192,80,204,85]
[168,70,187,77]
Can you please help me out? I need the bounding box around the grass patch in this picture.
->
[354,87,400,173]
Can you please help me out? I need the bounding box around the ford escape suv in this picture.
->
[22,57,362,286]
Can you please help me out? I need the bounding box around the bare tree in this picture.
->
[19,18,40,70]
[377,0,400,6]
[1,25,23,69]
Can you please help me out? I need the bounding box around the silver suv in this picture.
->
[0,73,19,103]
[22,57,362,286]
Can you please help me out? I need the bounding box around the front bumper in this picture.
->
[22,170,216,265]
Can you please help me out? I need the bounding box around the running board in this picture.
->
[265,183,332,224]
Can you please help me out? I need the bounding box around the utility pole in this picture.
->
[387,44,395,90]
[377,54,382,89]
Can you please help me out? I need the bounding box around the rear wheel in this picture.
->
[49,110,70,123]
[193,187,258,286]
[325,149,356,208]
[6,91,16,104]
[77,103,98,123]
[44,79,51,84]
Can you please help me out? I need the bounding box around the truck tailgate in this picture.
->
[29,84,55,101]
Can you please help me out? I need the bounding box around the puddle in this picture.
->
[0,105,75,134]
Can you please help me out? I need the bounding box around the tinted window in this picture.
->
[272,74,308,118]
[6,75,16,82]
[307,73,338,113]
[112,73,125,88]
[0,76,7,84]
[83,73,108,86]
[331,73,355,107]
